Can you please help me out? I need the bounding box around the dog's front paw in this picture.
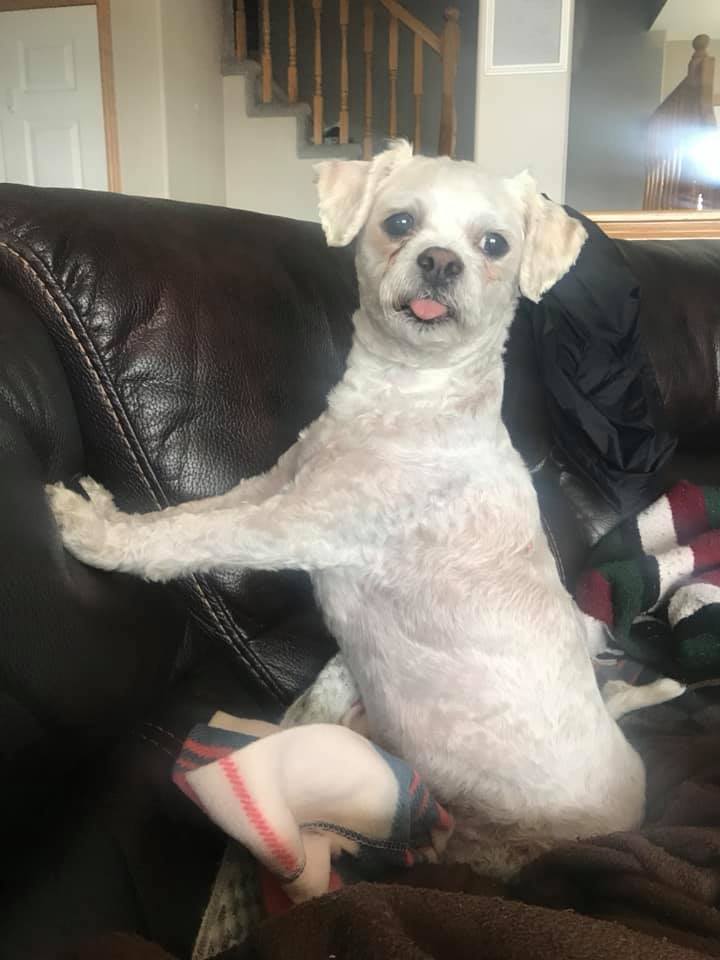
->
[46,479,122,569]
[76,476,119,518]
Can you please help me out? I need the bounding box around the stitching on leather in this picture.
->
[0,239,281,699]
[143,721,183,745]
[0,242,268,685]
[189,574,283,697]
[0,242,160,499]
[139,732,178,762]
[200,587,290,702]
[542,515,566,584]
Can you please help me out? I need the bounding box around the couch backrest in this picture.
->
[0,186,357,706]
[1,184,719,706]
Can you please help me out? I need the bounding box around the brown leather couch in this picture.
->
[0,184,719,958]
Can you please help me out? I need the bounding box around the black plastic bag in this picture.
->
[518,206,677,514]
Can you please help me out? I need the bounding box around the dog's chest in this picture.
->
[310,467,545,701]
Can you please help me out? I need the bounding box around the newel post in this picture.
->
[438,7,460,157]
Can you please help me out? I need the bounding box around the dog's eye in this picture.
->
[383,212,415,238]
[480,233,510,259]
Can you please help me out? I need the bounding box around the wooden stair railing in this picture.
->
[232,0,461,158]
[643,34,717,210]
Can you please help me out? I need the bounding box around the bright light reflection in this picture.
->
[685,129,720,183]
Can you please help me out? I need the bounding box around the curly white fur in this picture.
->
[47,144,684,878]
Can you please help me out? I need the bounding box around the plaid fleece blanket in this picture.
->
[172,713,452,959]
[76,670,720,960]
[577,480,720,683]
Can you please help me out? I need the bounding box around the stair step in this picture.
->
[223,56,290,105]
[297,142,363,160]
[223,58,363,161]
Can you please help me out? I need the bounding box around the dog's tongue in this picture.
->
[409,298,447,322]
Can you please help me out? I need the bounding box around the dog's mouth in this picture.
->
[401,297,454,325]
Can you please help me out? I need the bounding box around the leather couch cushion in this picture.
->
[0,283,180,830]
[539,238,720,553]
[617,239,720,453]
[0,186,357,708]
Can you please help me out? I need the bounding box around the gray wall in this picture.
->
[565,0,664,210]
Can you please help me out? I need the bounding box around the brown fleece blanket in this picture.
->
[67,688,720,960]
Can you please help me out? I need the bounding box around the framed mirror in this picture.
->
[567,0,720,239]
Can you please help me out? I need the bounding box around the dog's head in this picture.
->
[315,141,586,364]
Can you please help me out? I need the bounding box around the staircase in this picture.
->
[644,34,718,210]
[220,0,461,221]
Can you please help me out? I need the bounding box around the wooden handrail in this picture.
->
[376,0,440,54]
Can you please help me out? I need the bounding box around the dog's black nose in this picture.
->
[417,247,464,283]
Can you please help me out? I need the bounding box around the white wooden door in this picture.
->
[0,5,108,190]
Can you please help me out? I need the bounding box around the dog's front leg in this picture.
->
[47,461,369,581]
[46,444,303,570]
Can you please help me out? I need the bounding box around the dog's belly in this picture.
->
[311,531,645,862]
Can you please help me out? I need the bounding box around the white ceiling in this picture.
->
[653,0,720,40]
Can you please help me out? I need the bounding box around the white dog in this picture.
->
[47,142,684,878]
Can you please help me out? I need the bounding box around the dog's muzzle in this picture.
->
[401,247,463,324]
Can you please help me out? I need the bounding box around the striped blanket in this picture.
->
[173,713,452,959]
[577,480,720,683]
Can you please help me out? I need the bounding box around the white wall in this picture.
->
[109,0,225,204]
[474,0,573,201]
[224,74,319,221]
[160,0,225,205]
[566,0,664,211]
[654,0,720,40]
[110,0,168,198]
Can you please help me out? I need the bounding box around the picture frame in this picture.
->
[484,0,572,76]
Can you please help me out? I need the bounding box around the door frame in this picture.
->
[0,0,121,191]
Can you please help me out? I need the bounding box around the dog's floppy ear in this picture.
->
[315,140,413,247]
[511,171,587,303]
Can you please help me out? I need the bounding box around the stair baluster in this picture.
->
[261,0,272,102]
[363,1,374,160]
[643,34,717,209]
[234,0,247,60]
[288,0,298,102]
[413,33,423,152]
[439,8,460,156]
[312,0,324,144]
[388,13,398,139]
